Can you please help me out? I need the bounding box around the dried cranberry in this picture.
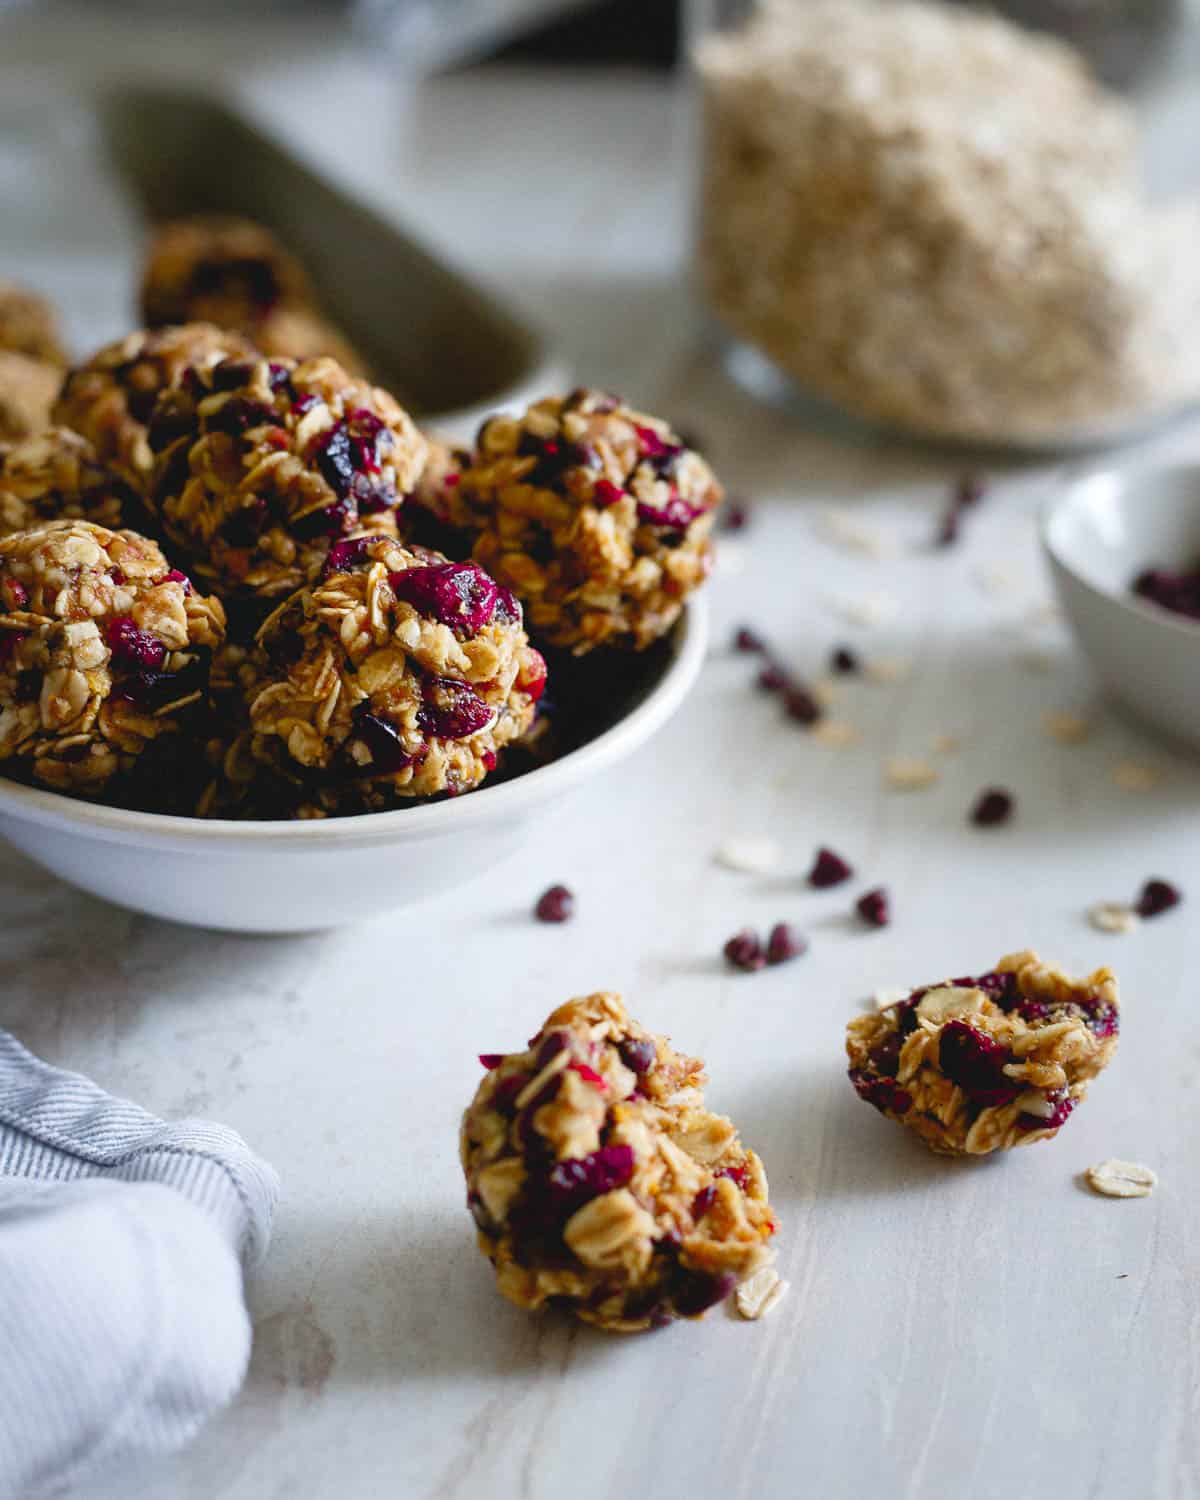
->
[493,587,520,625]
[546,1144,635,1209]
[939,1020,1019,1107]
[1078,994,1119,1039]
[734,626,765,653]
[868,1032,902,1078]
[291,392,322,419]
[1135,878,1181,919]
[971,788,1014,827]
[1018,1087,1075,1132]
[417,676,493,739]
[808,847,854,888]
[618,1037,656,1075]
[207,397,280,437]
[830,645,859,674]
[321,536,372,579]
[223,496,270,546]
[105,616,166,671]
[159,569,193,595]
[3,578,28,609]
[517,650,548,703]
[593,479,625,508]
[784,686,820,724]
[856,887,890,928]
[724,929,765,972]
[312,420,357,497]
[758,664,788,693]
[936,474,986,547]
[671,1270,737,1318]
[534,1031,569,1070]
[849,1068,913,1115]
[716,1164,749,1191]
[766,922,806,964]
[479,1053,505,1070]
[293,494,356,541]
[347,709,415,777]
[568,1059,606,1091]
[535,884,574,923]
[1133,564,1200,620]
[390,562,499,635]
[722,501,750,532]
[636,492,703,531]
[691,1184,717,1219]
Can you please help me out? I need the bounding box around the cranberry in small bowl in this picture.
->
[1043,463,1200,752]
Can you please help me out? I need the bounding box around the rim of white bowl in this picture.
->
[1041,466,1200,640]
[0,597,709,849]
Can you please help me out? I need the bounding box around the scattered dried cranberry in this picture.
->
[856,887,890,928]
[671,1270,737,1318]
[849,1068,913,1115]
[347,709,416,777]
[830,645,859,674]
[547,1144,634,1208]
[723,929,766,972]
[535,884,574,923]
[3,578,29,610]
[1135,878,1181,919]
[936,474,986,547]
[716,1164,749,1191]
[757,663,788,692]
[691,1184,717,1219]
[105,616,166,672]
[1132,564,1200,621]
[784,686,820,724]
[636,492,704,531]
[734,626,766,653]
[321,536,372,579]
[971,788,1014,827]
[479,1053,505,1070]
[1018,1087,1075,1132]
[568,1059,606,1091]
[517,650,548,703]
[808,847,854,888]
[159,569,193,595]
[722,501,750,532]
[766,922,806,964]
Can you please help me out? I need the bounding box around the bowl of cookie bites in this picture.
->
[0,233,717,932]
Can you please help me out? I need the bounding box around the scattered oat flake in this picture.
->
[833,593,897,627]
[1017,647,1056,673]
[976,565,1019,595]
[1088,901,1141,935]
[817,507,890,557]
[714,837,782,875]
[716,539,749,575]
[864,655,912,685]
[884,757,940,790]
[1112,760,1161,792]
[735,1266,789,1321]
[810,676,841,708]
[1043,710,1092,743]
[812,718,860,748]
[1086,1159,1158,1199]
[931,732,963,755]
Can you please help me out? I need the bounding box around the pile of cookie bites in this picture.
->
[0,217,724,819]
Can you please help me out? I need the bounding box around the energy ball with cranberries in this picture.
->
[54,323,254,492]
[139,216,365,375]
[0,351,62,443]
[0,520,224,800]
[0,428,132,541]
[237,532,547,811]
[146,353,427,615]
[461,992,778,1333]
[452,389,723,653]
[0,280,68,367]
[845,950,1119,1157]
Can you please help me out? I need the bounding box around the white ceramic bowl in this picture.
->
[1042,464,1200,751]
[0,600,708,932]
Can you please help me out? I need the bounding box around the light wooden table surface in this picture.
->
[1,32,1198,1500]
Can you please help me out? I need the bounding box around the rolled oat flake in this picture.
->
[1085,1158,1158,1198]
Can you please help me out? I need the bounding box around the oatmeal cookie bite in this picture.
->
[0,351,62,443]
[0,520,224,800]
[0,280,68,367]
[140,216,365,375]
[146,353,426,615]
[453,390,722,653]
[845,951,1119,1156]
[0,428,133,540]
[54,324,254,492]
[461,993,777,1333]
[242,532,547,808]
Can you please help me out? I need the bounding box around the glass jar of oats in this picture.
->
[689,0,1200,446]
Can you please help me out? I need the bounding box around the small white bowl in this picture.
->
[0,600,708,933]
[1042,464,1200,751]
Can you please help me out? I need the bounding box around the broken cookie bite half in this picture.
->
[845,950,1119,1156]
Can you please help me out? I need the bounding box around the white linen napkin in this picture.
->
[0,1029,279,1500]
